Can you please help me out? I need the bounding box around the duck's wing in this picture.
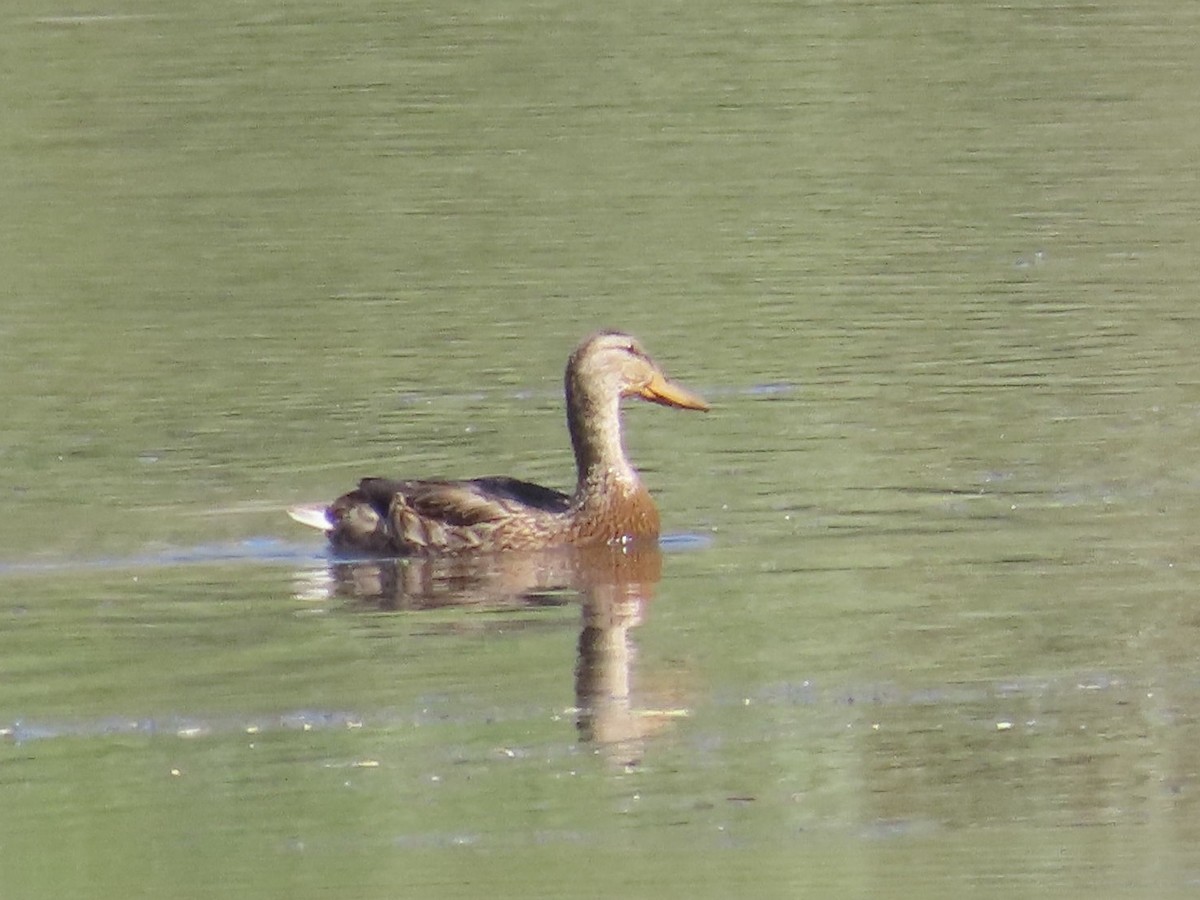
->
[330,476,570,554]
[353,476,567,523]
[463,477,572,514]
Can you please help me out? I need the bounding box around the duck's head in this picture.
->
[566,331,709,412]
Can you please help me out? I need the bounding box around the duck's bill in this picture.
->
[639,372,710,411]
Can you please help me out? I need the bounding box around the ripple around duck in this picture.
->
[0,531,713,579]
[0,708,370,747]
[0,538,327,577]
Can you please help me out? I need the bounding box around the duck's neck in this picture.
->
[566,381,641,507]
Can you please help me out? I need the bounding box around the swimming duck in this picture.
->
[288,331,708,555]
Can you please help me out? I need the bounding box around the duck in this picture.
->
[288,331,708,555]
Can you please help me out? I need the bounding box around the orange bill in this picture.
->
[638,371,710,411]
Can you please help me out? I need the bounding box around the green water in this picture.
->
[4,0,1200,896]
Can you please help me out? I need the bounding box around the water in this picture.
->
[4,0,1200,896]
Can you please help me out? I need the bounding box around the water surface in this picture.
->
[4,0,1200,897]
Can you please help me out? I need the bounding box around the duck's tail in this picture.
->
[287,504,334,532]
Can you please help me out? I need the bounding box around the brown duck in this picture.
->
[288,331,708,555]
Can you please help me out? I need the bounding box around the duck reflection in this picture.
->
[293,543,685,760]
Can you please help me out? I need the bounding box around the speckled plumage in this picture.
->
[289,331,707,556]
